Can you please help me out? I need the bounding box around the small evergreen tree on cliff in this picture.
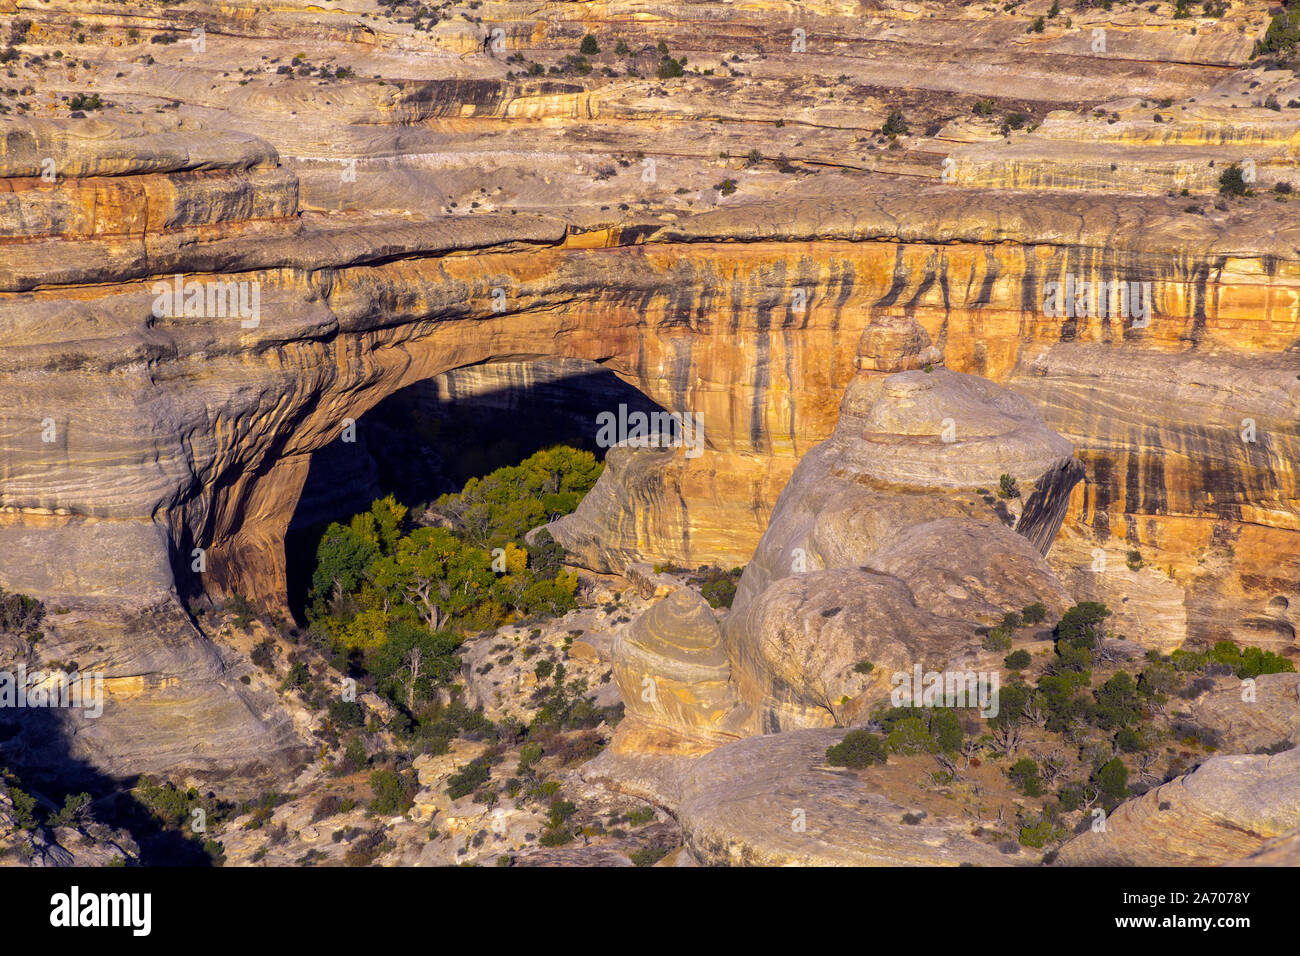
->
[1218,162,1250,197]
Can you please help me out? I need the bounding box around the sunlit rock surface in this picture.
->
[1187,672,1300,755]
[0,0,1295,785]
[676,728,1016,867]
[609,588,741,755]
[1058,747,1300,867]
[598,315,1077,782]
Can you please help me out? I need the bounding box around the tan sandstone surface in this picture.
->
[0,0,1294,877]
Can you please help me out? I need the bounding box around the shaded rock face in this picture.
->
[609,315,1079,748]
[0,596,306,789]
[285,356,668,610]
[293,356,668,531]
[1058,747,1300,867]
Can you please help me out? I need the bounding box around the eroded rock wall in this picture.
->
[0,0,1296,779]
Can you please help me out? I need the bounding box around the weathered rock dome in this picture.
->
[854,311,944,373]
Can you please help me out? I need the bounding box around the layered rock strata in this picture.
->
[0,0,1296,780]
[607,315,1079,750]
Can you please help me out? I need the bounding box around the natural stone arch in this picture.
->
[182,337,669,615]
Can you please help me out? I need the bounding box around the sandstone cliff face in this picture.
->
[0,0,1295,784]
[0,592,306,786]
[718,318,1080,736]
[2,120,1296,648]
[604,315,1079,752]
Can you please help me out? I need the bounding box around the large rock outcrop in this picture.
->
[1058,747,1300,867]
[674,728,1016,867]
[607,314,1080,752]
[0,0,1296,783]
[609,589,742,754]
[1187,672,1300,755]
[719,315,1080,736]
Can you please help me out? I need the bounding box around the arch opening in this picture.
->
[281,356,669,622]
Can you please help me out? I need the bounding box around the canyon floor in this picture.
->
[0,0,1298,867]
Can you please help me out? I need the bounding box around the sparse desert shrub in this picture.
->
[538,827,572,846]
[1093,671,1140,729]
[1019,814,1065,848]
[1004,649,1032,670]
[338,735,367,775]
[881,109,908,137]
[311,794,345,822]
[1008,757,1042,796]
[1055,602,1110,650]
[696,566,743,608]
[630,845,671,866]
[368,768,417,815]
[1021,602,1047,625]
[1092,757,1129,803]
[329,698,364,729]
[825,729,888,768]
[446,757,490,799]
[0,588,43,635]
[343,828,388,866]
[551,728,605,765]
[1115,726,1146,753]
[982,627,1013,652]
[885,716,934,756]
[49,792,91,829]
[68,93,104,111]
[657,56,684,79]
[625,806,655,826]
[1218,162,1250,197]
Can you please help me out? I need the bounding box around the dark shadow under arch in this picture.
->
[283,356,668,621]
